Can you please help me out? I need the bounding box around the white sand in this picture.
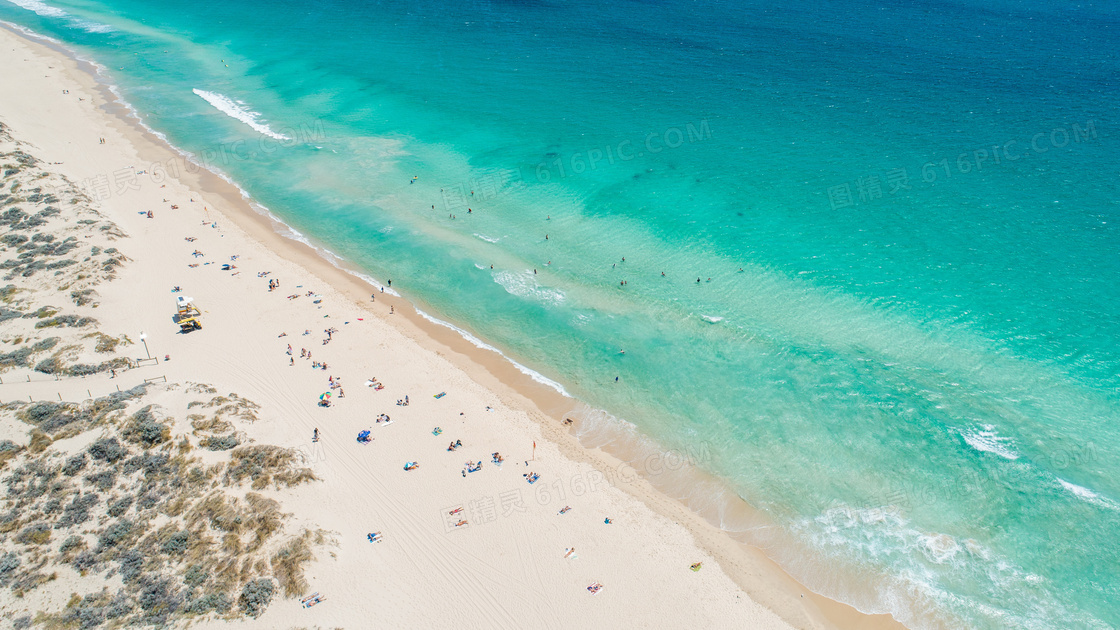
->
[0,23,904,630]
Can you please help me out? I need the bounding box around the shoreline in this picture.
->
[0,21,907,630]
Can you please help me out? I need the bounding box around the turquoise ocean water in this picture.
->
[2,0,1118,627]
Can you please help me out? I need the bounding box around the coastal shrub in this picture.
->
[107,495,132,517]
[124,406,170,447]
[0,551,21,584]
[72,550,99,573]
[122,452,170,477]
[32,336,59,352]
[183,563,207,587]
[62,453,88,476]
[15,522,51,545]
[65,357,130,376]
[0,346,32,367]
[21,401,62,424]
[56,492,99,529]
[27,305,58,318]
[202,435,240,451]
[59,535,86,557]
[70,289,96,306]
[12,616,30,629]
[118,549,144,583]
[18,215,47,230]
[239,578,275,618]
[34,314,96,329]
[0,235,26,247]
[186,592,232,615]
[137,575,183,622]
[43,497,62,515]
[33,355,62,374]
[0,207,26,225]
[57,591,117,630]
[40,409,81,433]
[85,470,117,491]
[136,491,163,510]
[0,441,18,468]
[98,519,134,550]
[105,591,133,618]
[89,437,127,463]
[162,530,189,556]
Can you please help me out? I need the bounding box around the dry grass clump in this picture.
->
[224,445,317,490]
[271,533,314,597]
[190,413,234,437]
[84,331,127,353]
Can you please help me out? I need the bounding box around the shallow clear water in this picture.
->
[3,0,1118,626]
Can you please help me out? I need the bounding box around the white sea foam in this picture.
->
[473,233,500,243]
[493,270,565,306]
[192,89,291,140]
[5,0,113,32]
[6,0,65,18]
[1057,478,1120,512]
[414,309,570,397]
[73,19,112,33]
[701,314,723,323]
[960,424,1019,460]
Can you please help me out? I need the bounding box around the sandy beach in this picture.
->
[0,23,906,629]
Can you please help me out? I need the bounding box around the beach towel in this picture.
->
[433,392,447,399]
